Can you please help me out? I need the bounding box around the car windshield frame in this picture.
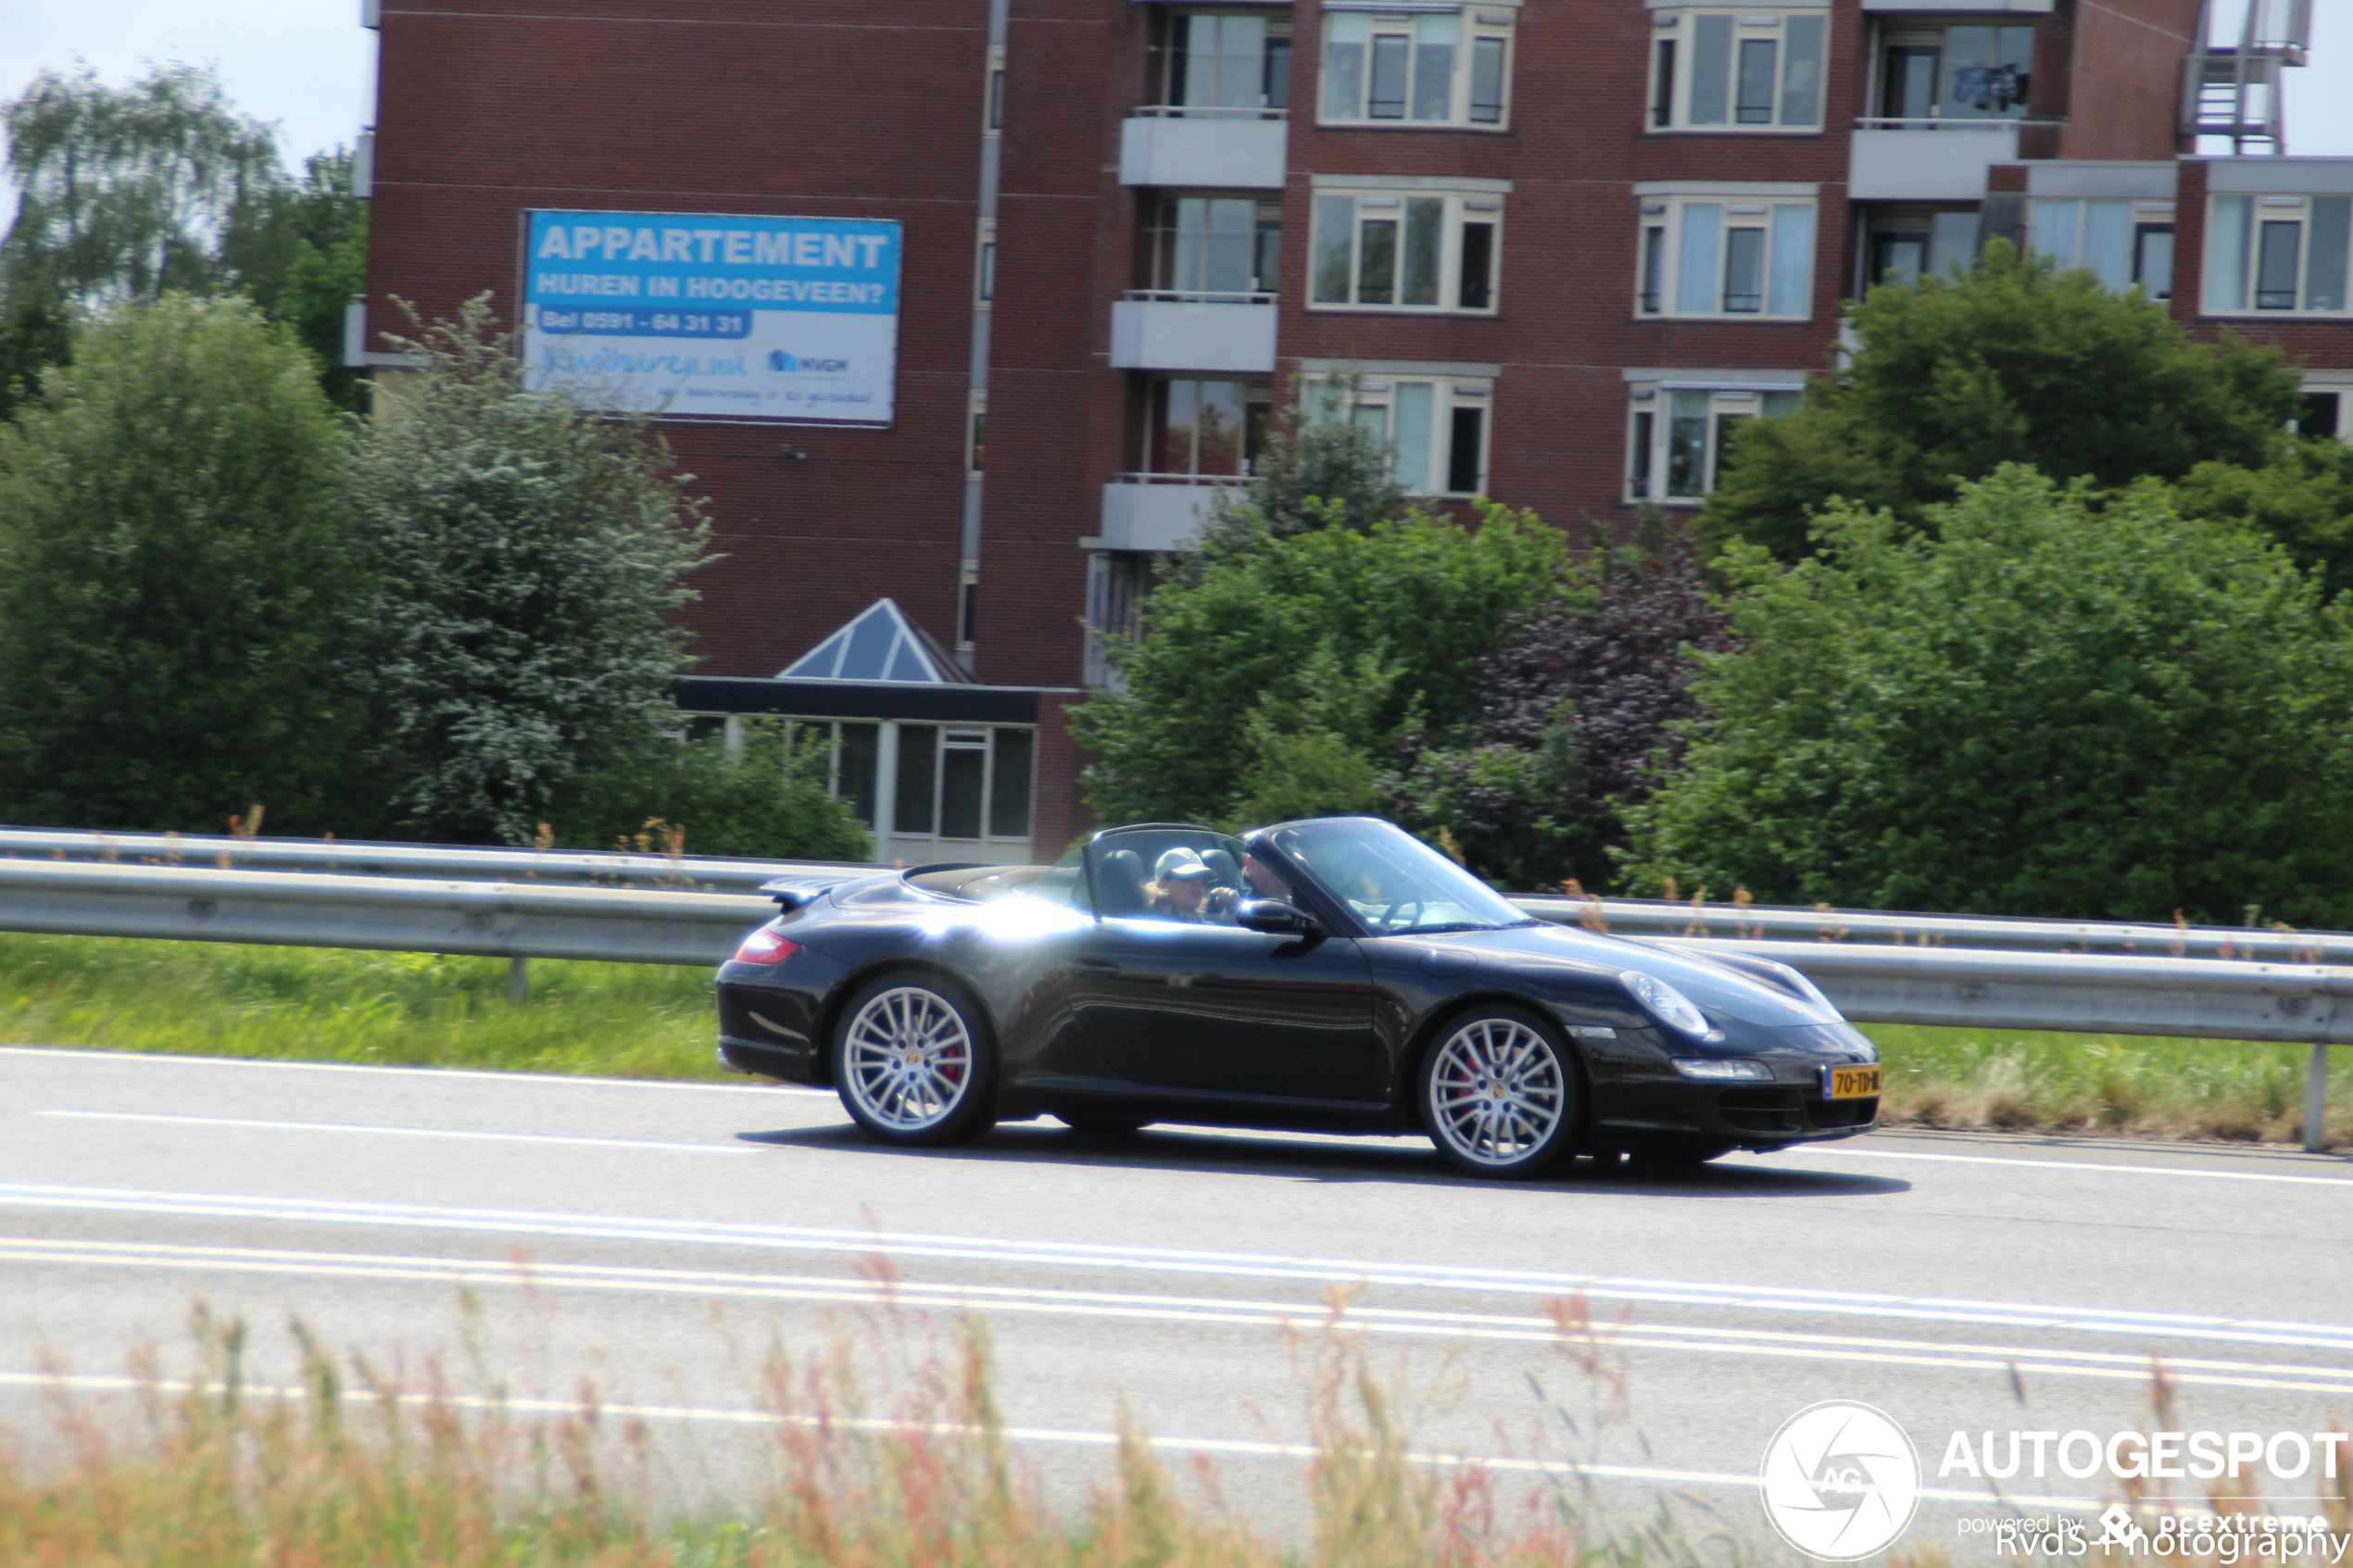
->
[1256,817,1536,936]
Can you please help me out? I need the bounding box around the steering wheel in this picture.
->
[1375,897,1424,934]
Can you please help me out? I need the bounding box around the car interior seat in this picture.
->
[1095,847,1149,916]
[1201,848,1239,889]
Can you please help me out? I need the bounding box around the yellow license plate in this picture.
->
[1822,1065,1881,1099]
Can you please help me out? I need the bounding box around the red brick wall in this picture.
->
[2054,0,2198,162]
[366,1,990,681]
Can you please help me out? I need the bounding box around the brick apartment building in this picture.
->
[351,0,2339,864]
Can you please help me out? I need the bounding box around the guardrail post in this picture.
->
[2308,1044,2333,1154]
[508,956,529,1004]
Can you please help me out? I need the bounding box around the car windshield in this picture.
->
[1264,817,1533,935]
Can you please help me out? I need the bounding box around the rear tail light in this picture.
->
[732,927,799,966]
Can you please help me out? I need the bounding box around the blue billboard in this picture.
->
[521,209,901,425]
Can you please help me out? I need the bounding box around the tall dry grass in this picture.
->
[0,1294,1747,1568]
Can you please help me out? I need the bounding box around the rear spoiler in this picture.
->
[757,872,868,912]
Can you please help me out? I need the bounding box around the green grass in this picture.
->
[1868,1022,2351,1148]
[0,933,728,1081]
[0,934,2344,1148]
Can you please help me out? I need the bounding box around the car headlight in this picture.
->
[1620,971,1718,1038]
[1671,1058,1773,1082]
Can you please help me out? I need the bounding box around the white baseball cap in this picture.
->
[1154,847,1211,881]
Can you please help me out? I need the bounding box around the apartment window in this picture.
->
[1149,194,1281,295]
[1626,386,1802,503]
[1304,375,1490,496]
[1636,194,1816,319]
[1312,190,1502,312]
[2028,199,2176,297]
[1158,11,1291,113]
[1321,9,1515,130]
[1649,9,1825,132]
[967,392,987,474]
[1146,379,1271,476]
[1875,25,2033,122]
[975,220,997,305]
[986,44,1006,133]
[2205,194,2353,316]
[1864,208,1978,289]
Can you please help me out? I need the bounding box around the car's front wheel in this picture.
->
[833,975,998,1147]
[1419,1008,1583,1179]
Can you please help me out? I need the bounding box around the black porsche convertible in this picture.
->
[714,816,1880,1178]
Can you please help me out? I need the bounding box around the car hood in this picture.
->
[1404,922,1845,1031]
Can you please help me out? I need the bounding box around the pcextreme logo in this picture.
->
[1761,1400,1924,1561]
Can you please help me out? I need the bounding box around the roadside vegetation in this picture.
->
[0,1300,1754,1568]
[5,935,2342,1148]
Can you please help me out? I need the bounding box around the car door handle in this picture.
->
[1072,958,1121,973]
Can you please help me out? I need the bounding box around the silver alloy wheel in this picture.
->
[841,986,975,1132]
[1428,1016,1567,1167]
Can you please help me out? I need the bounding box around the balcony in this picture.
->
[1849,119,2033,201]
[1109,291,1277,375]
[1091,475,1239,553]
[1119,107,1287,190]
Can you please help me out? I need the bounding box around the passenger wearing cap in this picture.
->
[1145,847,1233,923]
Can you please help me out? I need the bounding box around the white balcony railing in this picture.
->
[1094,474,1241,554]
[1119,110,1288,189]
[1849,120,2030,201]
[1109,292,1277,374]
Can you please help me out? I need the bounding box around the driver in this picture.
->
[1146,847,1229,923]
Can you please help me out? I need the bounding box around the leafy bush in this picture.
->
[346,298,712,845]
[1629,467,2353,923]
[1071,507,1571,829]
[0,294,357,832]
[1701,242,2304,560]
[1391,533,1735,891]
[550,719,871,861]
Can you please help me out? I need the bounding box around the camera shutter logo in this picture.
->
[1759,1400,1921,1560]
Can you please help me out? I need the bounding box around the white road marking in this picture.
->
[0,1043,833,1095]
[33,1110,756,1156]
[0,1368,2118,1513]
[8,1233,2353,1396]
[5,1181,2347,1352]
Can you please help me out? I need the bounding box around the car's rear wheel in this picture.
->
[1419,1008,1582,1179]
[833,976,997,1147]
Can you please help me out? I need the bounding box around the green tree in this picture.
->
[1628,467,2353,924]
[2161,436,2353,600]
[0,295,355,830]
[225,149,370,410]
[1071,507,1570,828]
[0,256,71,421]
[1702,243,2304,559]
[551,719,871,861]
[1197,371,1407,552]
[346,298,714,845]
[0,63,283,307]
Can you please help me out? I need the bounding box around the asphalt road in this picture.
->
[4,1043,2349,1559]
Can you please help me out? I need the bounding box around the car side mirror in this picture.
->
[1237,898,1319,936]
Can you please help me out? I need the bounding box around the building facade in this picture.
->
[353,0,2338,863]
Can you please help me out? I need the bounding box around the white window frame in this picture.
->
[2025,199,2174,298]
[1304,372,1492,497]
[1636,192,1818,320]
[1310,189,1504,314]
[1646,7,1829,134]
[2203,194,2353,318]
[1318,7,1515,131]
[761,718,1039,849]
[1625,383,1804,506]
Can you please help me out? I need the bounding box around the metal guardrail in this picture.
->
[0,856,2334,1152]
[0,827,864,892]
[1517,897,2353,966]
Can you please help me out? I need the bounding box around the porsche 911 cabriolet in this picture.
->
[714,816,1880,1178]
